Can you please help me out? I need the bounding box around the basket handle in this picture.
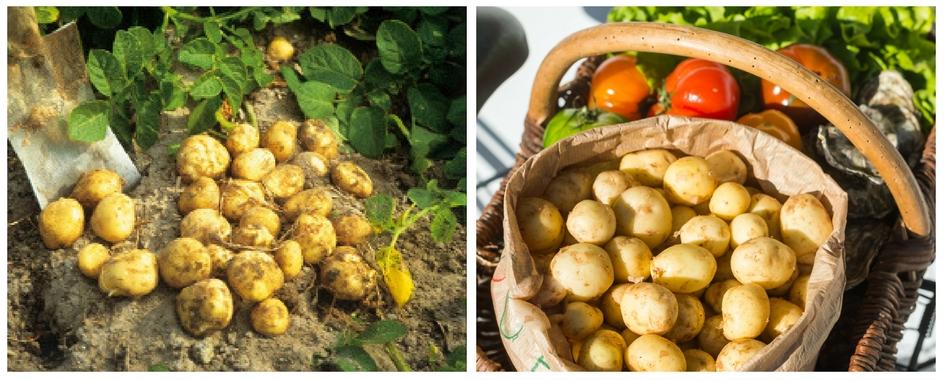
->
[526,22,930,237]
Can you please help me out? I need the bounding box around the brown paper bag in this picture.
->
[491,115,848,371]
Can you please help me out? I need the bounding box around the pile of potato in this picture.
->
[517,149,833,371]
[39,118,380,338]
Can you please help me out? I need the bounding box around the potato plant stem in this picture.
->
[246,103,258,129]
[161,6,260,24]
[384,342,413,371]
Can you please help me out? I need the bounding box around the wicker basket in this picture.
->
[475,22,935,371]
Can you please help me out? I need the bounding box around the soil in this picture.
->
[6,25,466,371]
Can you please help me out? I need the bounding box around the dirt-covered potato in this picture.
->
[178,176,220,214]
[331,161,373,198]
[731,237,797,290]
[77,243,110,279]
[592,170,638,205]
[549,243,614,301]
[684,349,716,371]
[231,148,276,181]
[543,169,593,214]
[251,298,290,336]
[292,151,330,182]
[716,339,766,371]
[225,123,260,156]
[679,215,731,257]
[299,119,339,160]
[261,164,304,199]
[789,274,810,309]
[705,279,741,314]
[516,197,565,255]
[262,120,298,162]
[158,238,212,289]
[220,179,265,220]
[578,329,625,371]
[240,206,281,236]
[600,284,631,327]
[780,194,833,264]
[705,150,748,184]
[529,253,567,307]
[729,213,768,249]
[39,197,85,249]
[621,282,678,335]
[90,193,135,243]
[764,298,803,341]
[604,236,651,283]
[663,156,717,206]
[293,213,337,264]
[612,186,672,248]
[206,244,233,278]
[664,294,706,342]
[722,283,770,340]
[561,301,603,340]
[176,278,233,337]
[232,224,275,248]
[275,240,303,280]
[650,244,716,294]
[99,249,159,297]
[71,169,124,209]
[226,250,284,302]
[332,214,373,246]
[566,200,616,245]
[709,182,751,221]
[180,209,232,244]
[177,134,231,182]
[749,193,782,239]
[619,149,677,187]
[320,246,378,301]
[698,315,730,357]
[284,188,332,220]
[625,334,686,372]
[267,36,294,62]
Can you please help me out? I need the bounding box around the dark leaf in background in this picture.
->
[86,7,122,29]
[348,106,387,158]
[407,83,449,132]
[376,20,422,74]
[355,320,407,344]
[187,96,223,134]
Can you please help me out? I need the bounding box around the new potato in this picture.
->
[600,284,632,327]
[178,176,220,214]
[730,213,768,248]
[299,119,339,160]
[516,197,565,255]
[543,169,593,213]
[612,186,672,248]
[331,161,374,198]
[625,334,686,372]
[159,238,212,289]
[592,170,638,205]
[721,283,770,340]
[294,213,337,264]
[262,121,298,162]
[226,250,284,302]
[320,246,378,301]
[71,169,124,208]
[90,193,135,243]
[99,249,159,297]
[262,164,305,199]
[177,134,231,182]
[684,349,716,371]
[749,193,782,239]
[206,244,233,278]
[716,339,766,371]
[618,149,677,187]
[250,298,290,336]
[225,123,260,156]
[180,209,232,244]
[697,315,730,357]
[292,151,330,185]
[790,275,811,309]
[603,236,651,283]
[275,240,304,280]
[284,188,332,220]
[709,182,751,221]
[664,294,706,342]
[764,298,803,341]
[704,279,741,314]
[220,180,265,220]
[650,244,716,294]
[578,329,626,371]
[267,36,295,62]
[663,156,717,206]
[550,243,614,301]
[780,194,833,264]
[176,278,234,337]
[231,148,276,181]
[566,200,616,245]
[39,197,85,249]
[679,215,731,257]
[77,243,110,279]
[240,206,281,236]
[705,150,748,184]
[731,237,797,289]
[561,302,604,340]
[620,282,678,335]
[332,214,373,246]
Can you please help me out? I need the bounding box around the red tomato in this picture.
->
[650,58,740,121]
[761,43,850,130]
[588,55,651,121]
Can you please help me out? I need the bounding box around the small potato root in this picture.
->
[780,194,833,264]
[262,164,305,199]
[789,275,810,309]
[731,237,797,289]
[99,249,159,297]
[77,243,110,279]
[331,161,374,198]
[206,244,234,278]
[604,236,652,283]
[283,188,332,220]
[716,339,766,371]
[262,121,298,162]
[176,278,234,337]
[71,169,124,209]
[515,197,565,255]
[180,209,232,244]
[620,282,678,335]
[293,213,337,264]
[578,329,625,371]
[239,206,281,236]
[39,197,85,249]
[320,246,378,301]
[729,213,768,249]
[764,298,803,341]
[663,156,717,206]
[332,214,373,246]
[226,250,284,302]
[592,170,638,205]
[612,186,672,248]
[566,200,616,245]
[664,294,706,343]
[159,238,212,289]
[679,215,731,257]
[251,298,290,336]
[231,148,276,181]
[697,315,730,357]
[225,123,260,156]
[299,119,339,160]
[709,182,751,221]
[625,334,686,372]
[619,149,677,187]
[561,301,603,340]
[177,134,231,182]
[684,349,716,371]
[650,244,716,294]
[267,36,295,62]
[275,240,303,280]
[220,180,265,221]
[705,150,748,184]
[543,169,593,214]
[721,283,770,340]
[549,243,614,301]
[90,193,135,243]
[178,176,221,214]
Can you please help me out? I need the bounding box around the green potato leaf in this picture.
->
[67,100,111,142]
[376,20,422,74]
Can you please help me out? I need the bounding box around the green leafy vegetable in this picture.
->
[543,107,628,147]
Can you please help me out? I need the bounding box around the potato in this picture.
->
[731,237,797,289]
[704,279,741,314]
[666,205,696,246]
[267,36,294,62]
[684,349,716,371]
[262,121,297,162]
[620,328,640,347]
[251,298,290,336]
[206,244,233,278]
[549,243,614,301]
[232,224,275,248]
[299,118,339,160]
[600,284,632,327]
[625,334,686,372]
[618,149,677,187]
[275,240,303,280]
[663,156,717,206]
[332,214,372,246]
[708,182,751,221]
[764,298,803,341]
[178,176,220,214]
[578,329,625,371]
[705,150,748,184]
[729,213,768,249]
[77,243,110,279]
[39,197,84,249]
[749,193,782,239]
[767,267,798,297]
[283,188,332,220]
[592,170,638,205]
[225,123,260,156]
[180,209,232,244]
[71,169,124,209]
[715,251,734,282]
[693,201,711,215]
[543,169,593,214]
[292,151,330,184]
[176,278,233,337]
[780,194,833,264]
[612,186,672,248]
[679,215,730,257]
[559,301,602,340]
[320,246,378,301]
[716,339,766,371]
[220,179,265,220]
[231,148,276,181]
[226,250,284,302]
[566,200,616,245]
[789,275,810,310]
[529,253,567,307]
[604,236,651,283]
[664,294,706,342]
[721,283,770,340]
[570,339,584,363]
[293,213,337,264]
[240,206,281,236]
[98,249,159,297]
[90,193,135,243]
[620,282,678,335]
[158,238,212,289]
[177,134,231,182]
[331,161,374,198]
[650,244,716,294]
[515,197,565,255]
[262,164,305,199]
[697,315,730,357]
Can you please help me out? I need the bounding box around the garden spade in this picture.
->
[8,7,140,209]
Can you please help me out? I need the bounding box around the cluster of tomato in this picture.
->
[580,44,850,151]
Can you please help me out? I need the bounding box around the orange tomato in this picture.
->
[737,109,804,151]
[761,44,850,130]
[588,55,651,121]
